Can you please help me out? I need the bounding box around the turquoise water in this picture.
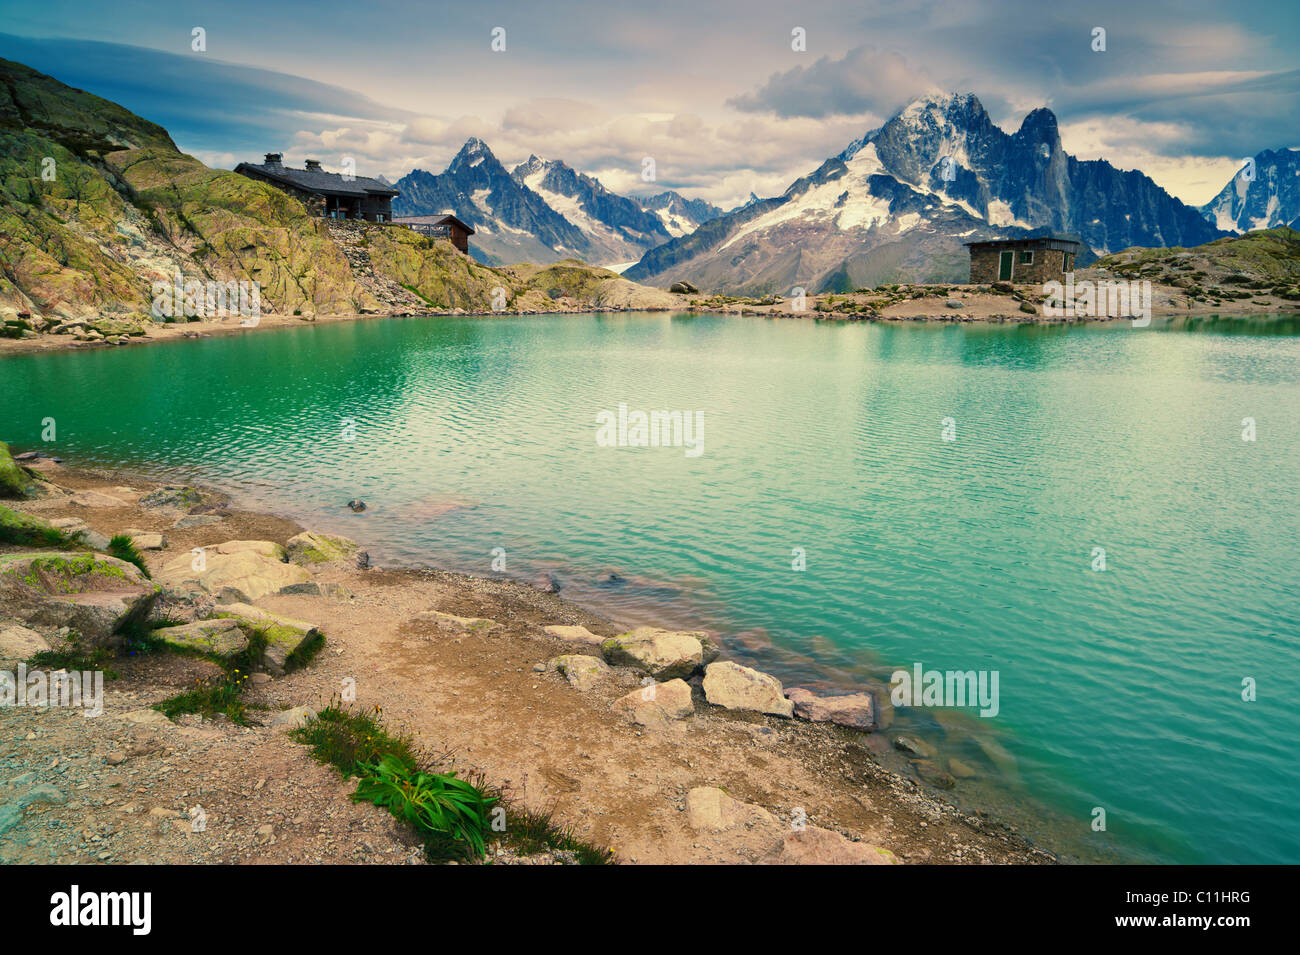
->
[3,312,1298,864]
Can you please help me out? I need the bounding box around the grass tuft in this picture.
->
[107,533,151,577]
[293,702,613,864]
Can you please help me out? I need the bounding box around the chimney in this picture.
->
[304,159,322,172]
[264,152,283,166]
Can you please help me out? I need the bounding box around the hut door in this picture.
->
[998,251,1014,281]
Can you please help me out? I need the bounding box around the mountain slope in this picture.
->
[0,58,673,329]
[627,93,1227,293]
[638,190,724,237]
[511,155,670,266]
[393,140,588,266]
[1199,147,1300,234]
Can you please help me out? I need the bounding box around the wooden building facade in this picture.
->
[391,214,476,254]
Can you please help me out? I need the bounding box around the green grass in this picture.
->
[0,503,73,547]
[293,703,614,864]
[106,533,150,577]
[27,631,119,678]
[153,671,253,724]
[151,627,267,724]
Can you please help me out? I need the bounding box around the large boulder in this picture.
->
[0,552,158,646]
[785,687,876,730]
[155,540,311,603]
[214,602,322,675]
[0,623,49,665]
[551,654,611,691]
[702,661,794,717]
[761,827,900,865]
[611,679,694,726]
[285,531,359,567]
[152,619,249,659]
[600,626,718,680]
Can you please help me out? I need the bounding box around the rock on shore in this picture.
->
[702,661,794,717]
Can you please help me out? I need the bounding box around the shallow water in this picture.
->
[3,312,1298,864]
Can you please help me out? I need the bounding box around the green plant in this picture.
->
[352,753,496,858]
[107,533,150,577]
[0,504,72,546]
[154,671,253,724]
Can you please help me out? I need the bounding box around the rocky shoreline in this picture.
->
[1,449,1059,865]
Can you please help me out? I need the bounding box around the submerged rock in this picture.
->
[785,687,876,730]
[346,499,367,512]
[702,661,794,717]
[892,735,937,759]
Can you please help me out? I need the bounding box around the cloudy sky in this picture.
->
[1,0,1296,208]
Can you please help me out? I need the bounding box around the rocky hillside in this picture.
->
[1083,226,1300,306]
[626,93,1227,294]
[0,59,670,337]
[1199,147,1300,234]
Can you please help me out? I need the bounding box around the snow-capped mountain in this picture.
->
[393,139,587,265]
[510,155,671,267]
[1199,147,1300,233]
[638,191,725,237]
[626,93,1228,293]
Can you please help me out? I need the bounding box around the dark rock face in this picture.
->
[512,155,670,247]
[394,139,587,265]
[626,93,1228,293]
[638,191,725,235]
[1199,147,1300,234]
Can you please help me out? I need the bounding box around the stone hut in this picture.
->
[234,154,398,222]
[964,235,1082,283]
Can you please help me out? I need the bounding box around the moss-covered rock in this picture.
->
[0,503,69,546]
[285,530,358,567]
[0,551,158,645]
[0,442,32,497]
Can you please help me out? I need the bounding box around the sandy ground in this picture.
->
[1,461,1055,865]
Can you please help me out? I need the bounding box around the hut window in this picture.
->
[1062,253,1075,273]
[1018,250,1034,264]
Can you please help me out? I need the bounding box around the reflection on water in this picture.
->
[2,311,1298,864]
